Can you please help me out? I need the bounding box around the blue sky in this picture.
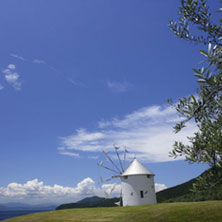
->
[0,0,218,204]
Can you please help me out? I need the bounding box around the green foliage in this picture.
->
[157,167,222,203]
[169,0,222,191]
[169,0,222,46]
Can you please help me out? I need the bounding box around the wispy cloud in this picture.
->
[32,59,46,64]
[10,53,45,64]
[0,178,166,204]
[1,64,22,90]
[10,53,27,61]
[9,53,85,88]
[10,53,56,71]
[58,105,196,162]
[68,78,86,88]
[107,80,132,93]
[59,151,80,158]
[0,84,4,90]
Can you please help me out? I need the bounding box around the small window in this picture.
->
[140,190,144,198]
[123,176,128,179]
[131,192,133,196]
[147,175,151,179]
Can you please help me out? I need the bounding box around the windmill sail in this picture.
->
[98,145,129,206]
[103,151,122,174]
[124,148,129,170]
[114,144,124,173]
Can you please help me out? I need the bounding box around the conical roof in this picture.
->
[121,158,154,176]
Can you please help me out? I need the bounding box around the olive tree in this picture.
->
[169,0,222,191]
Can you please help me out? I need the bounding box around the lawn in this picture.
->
[2,201,222,222]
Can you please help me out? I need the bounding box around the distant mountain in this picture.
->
[156,167,222,203]
[76,196,104,204]
[56,196,120,210]
[0,202,56,211]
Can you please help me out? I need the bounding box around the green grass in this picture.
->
[2,201,222,222]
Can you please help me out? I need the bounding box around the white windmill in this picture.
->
[98,145,157,206]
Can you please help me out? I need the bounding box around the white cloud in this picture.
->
[2,64,22,91]
[0,178,167,204]
[5,72,19,83]
[58,105,196,162]
[8,64,16,70]
[107,80,132,93]
[101,183,121,197]
[0,178,103,204]
[155,183,167,192]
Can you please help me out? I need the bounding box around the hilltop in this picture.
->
[156,167,222,203]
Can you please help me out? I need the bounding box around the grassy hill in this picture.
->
[2,201,222,222]
[156,168,222,203]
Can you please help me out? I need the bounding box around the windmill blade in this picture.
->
[98,160,122,174]
[100,175,121,184]
[107,175,121,181]
[124,148,129,170]
[103,150,121,173]
[114,144,124,173]
[114,201,120,206]
[104,183,119,199]
[104,177,114,183]
[103,151,122,174]
[100,177,104,184]
[104,190,109,199]
[98,162,120,174]
[113,144,120,150]
[111,175,121,179]
[110,183,116,193]
[100,177,114,183]
[114,184,122,206]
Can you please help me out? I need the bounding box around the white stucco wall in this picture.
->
[121,175,156,206]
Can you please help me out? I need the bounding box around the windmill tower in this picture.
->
[99,146,157,206]
[121,158,157,206]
